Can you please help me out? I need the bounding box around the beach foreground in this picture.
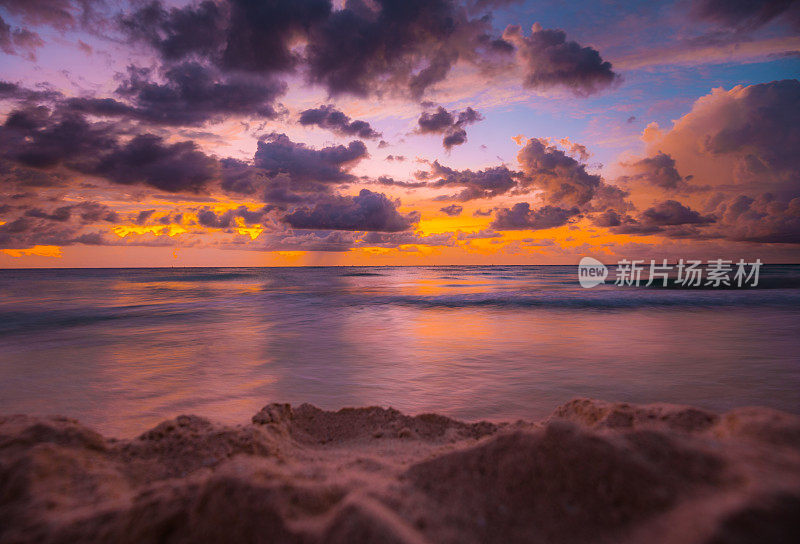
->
[1,399,799,544]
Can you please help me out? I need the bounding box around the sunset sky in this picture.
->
[1,0,798,267]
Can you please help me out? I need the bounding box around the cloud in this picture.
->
[0,105,223,194]
[0,0,99,31]
[283,189,419,232]
[66,63,286,126]
[0,15,43,59]
[370,175,428,189]
[419,160,521,200]
[557,137,590,161]
[491,202,578,230]
[619,152,689,190]
[0,216,82,249]
[624,79,800,243]
[440,204,464,216]
[303,0,501,98]
[502,23,619,95]
[639,200,715,226]
[0,80,59,103]
[517,138,603,207]
[92,134,219,193]
[691,0,800,30]
[711,193,800,243]
[1,106,117,170]
[606,201,715,237]
[298,104,381,139]
[253,132,368,186]
[118,0,610,101]
[417,106,483,149]
[196,205,269,229]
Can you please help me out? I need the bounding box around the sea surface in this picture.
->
[1,265,799,437]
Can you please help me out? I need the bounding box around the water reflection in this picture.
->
[0,266,798,437]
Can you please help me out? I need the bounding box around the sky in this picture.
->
[0,0,798,267]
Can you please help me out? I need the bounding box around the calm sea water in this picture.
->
[1,265,799,437]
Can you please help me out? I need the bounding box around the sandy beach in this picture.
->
[2,398,798,543]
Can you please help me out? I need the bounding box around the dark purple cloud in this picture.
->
[620,152,688,190]
[253,132,368,185]
[370,176,428,189]
[417,106,483,149]
[119,0,332,73]
[0,81,58,102]
[92,134,218,193]
[0,106,222,194]
[65,63,287,126]
[1,106,117,170]
[304,0,499,98]
[502,23,619,95]
[197,205,269,229]
[283,189,419,232]
[517,138,603,207]
[440,204,464,216]
[640,200,715,226]
[118,0,607,100]
[0,15,43,59]
[606,201,715,236]
[119,0,229,63]
[0,0,100,30]
[691,0,800,30]
[298,105,381,139]
[420,160,521,200]
[491,203,578,230]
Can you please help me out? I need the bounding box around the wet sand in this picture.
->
[1,398,799,543]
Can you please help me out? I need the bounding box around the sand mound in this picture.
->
[1,399,799,543]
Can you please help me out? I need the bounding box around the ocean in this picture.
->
[1,265,799,437]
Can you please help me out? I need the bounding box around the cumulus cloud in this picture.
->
[418,160,521,200]
[491,202,578,230]
[417,106,483,149]
[283,189,419,232]
[605,201,715,237]
[619,152,690,190]
[622,79,800,243]
[0,106,220,193]
[440,204,464,216]
[196,205,269,229]
[639,200,715,226]
[65,63,286,126]
[118,0,613,100]
[298,105,381,139]
[502,23,619,95]
[253,132,368,186]
[516,138,603,207]
[304,0,501,98]
[116,63,285,125]
[92,134,219,193]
